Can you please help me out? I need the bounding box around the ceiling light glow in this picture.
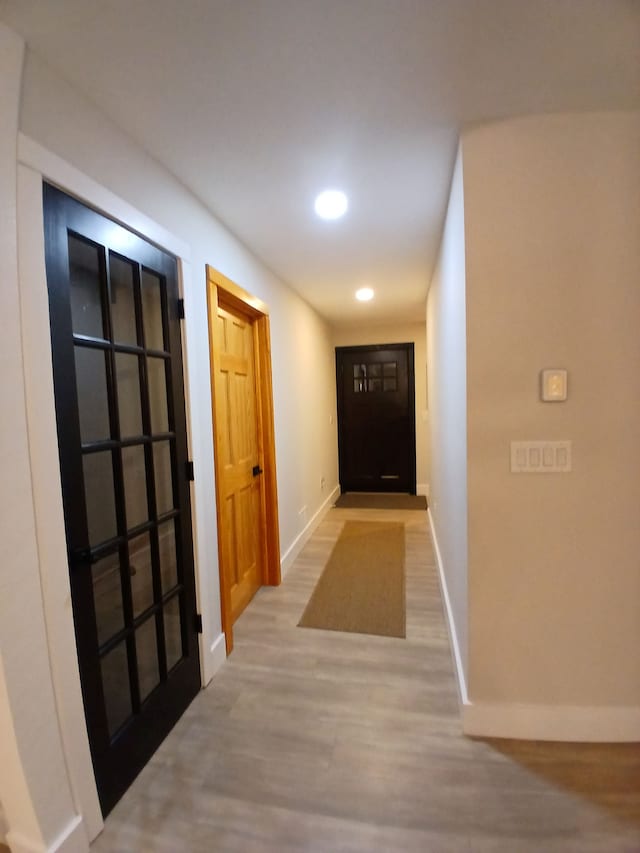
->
[355,287,374,302]
[314,189,348,220]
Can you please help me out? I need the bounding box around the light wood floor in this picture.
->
[90,507,640,852]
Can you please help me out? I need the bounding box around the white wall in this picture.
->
[19,48,339,565]
[463,112,640,739]
[332,321,429,493]
[426,147,468,690]
[0,24,90,853]
[2,39,339,850]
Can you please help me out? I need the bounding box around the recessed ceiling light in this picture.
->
[314,189,348,220]
[355,287,374,302]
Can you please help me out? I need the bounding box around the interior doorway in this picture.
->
[336,343,416,494]
[206,266,281,654]
[43,184,201,815]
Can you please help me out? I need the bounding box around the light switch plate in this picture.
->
[511,440,572,473]
[541,369,568,401]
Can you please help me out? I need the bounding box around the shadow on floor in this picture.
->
[480,737,640,827]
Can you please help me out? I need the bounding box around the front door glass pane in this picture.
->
[83,451,117,545]
[68,234,104,338]
[110,254,138,345]
[75,346,111,443]
[122,445,148,530]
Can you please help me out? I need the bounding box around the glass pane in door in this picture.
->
[68,234,104,338]
[153,441,174,515]
[158,520,178,592]
[147,358,169,433]
[110,254,138,345]
[74,346,111,443]
[122,445,148,529]
[93,553,125,646]
[141,270,165,351]
[164,595,183,671]
[101,642,132,736]
[115,354,143,438]
[83,452,118,545]
[136,617,160,701]
[129,532,154,617]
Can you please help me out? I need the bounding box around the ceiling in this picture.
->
[2,1,639,325]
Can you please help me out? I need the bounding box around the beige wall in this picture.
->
[332,321,428,492]
[463,112,640,716]
[426,146,468,684]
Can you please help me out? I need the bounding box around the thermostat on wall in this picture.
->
[540,369,568,402]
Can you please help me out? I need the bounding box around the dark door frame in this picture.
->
[336,342,417,495]
[43,183,201,816]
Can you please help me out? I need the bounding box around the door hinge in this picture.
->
[177,298,185,319]
[194,613,203,634]
[185,460,195,481]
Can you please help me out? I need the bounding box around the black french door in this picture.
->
[43,184,201,815]
[336,343,416,494]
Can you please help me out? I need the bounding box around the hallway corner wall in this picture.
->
[426,145,468,694]
[463,111,640,739]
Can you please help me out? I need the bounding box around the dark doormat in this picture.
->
[334,492,427,510]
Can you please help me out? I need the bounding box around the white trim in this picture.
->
[281,485,340,576]
[7,815,86,853]
[18,133,190,262]
[416,482,429,498]
[17,163,102,842]
[463,701,640,742]
[428,508,468,706]
[207,632,228,679]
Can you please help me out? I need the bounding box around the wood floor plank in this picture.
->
[90,507,640,852]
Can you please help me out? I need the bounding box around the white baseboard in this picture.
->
[206,632,227,682]
[463,701,640,742]
[281,485,340,577]
[7,814,87,853]
[416,483,429,498]
[428,508,468,706]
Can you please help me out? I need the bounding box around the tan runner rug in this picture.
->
[298,520,405,638]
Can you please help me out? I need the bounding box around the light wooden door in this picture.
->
[214,303,264,623]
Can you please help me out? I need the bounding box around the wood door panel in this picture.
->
[207,266,281,655]
[212,302,263,625]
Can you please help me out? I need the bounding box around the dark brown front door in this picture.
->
[44,184,201,815]
[336,343,416,494]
